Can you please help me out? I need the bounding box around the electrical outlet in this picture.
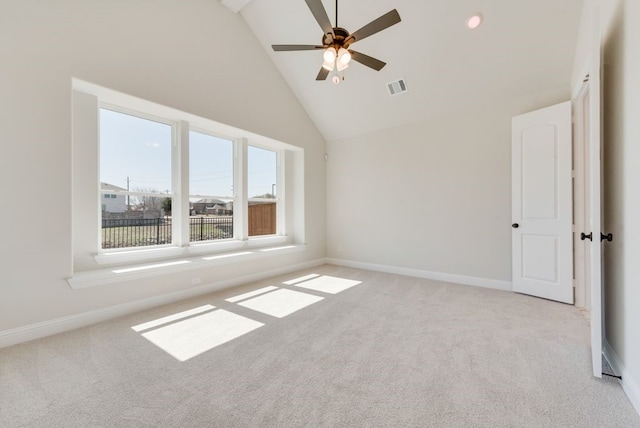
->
[191,277,201,285]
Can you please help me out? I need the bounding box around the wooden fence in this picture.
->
[248,202,276,236]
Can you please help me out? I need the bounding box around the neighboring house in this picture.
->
[192,198,232,215]
[205,204,227,215]
[100,182,126,213]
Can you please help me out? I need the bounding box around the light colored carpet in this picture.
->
[1,264,639,427]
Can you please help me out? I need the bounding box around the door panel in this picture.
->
[522,235,558,282]
[512,101,573,304]
[522,126,559,219]
[589,8,603,379]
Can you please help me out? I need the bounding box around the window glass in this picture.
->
[248,146,277,237]
[189,131,234,242]
[100,108,172,193]
[99,108,173,249]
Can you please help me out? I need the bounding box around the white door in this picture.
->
[512,101,573,304]
[573,84,591,310]
[588,9,603,378]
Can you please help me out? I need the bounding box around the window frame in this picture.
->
[187,127,237,245]
[72,79,299,269]
[98,103,178,252]
[246,144,283,238]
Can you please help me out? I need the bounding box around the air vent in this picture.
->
[387,78,408,96]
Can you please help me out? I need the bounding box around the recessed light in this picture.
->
[466,13,483,29]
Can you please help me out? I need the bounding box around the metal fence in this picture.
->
[101,216,233,249]
[189,216,233,242]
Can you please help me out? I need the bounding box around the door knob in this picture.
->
[580,232,593,241]
[601,233,613,242]
[512,223,519,228]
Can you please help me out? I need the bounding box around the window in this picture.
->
[71,79,304,274]
[248,145,278,237]
[189,131,234,242]
[99,108,173,249]
[79,91,299,265]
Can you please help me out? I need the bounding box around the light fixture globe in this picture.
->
[323,47,337,63]
[337,47,351,65]
[466,13,483,29]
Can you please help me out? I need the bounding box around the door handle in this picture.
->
[512,223,519,228]
[601,233,613,242]
[581,232,593,241]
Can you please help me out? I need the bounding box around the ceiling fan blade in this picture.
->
[316,67,330,80]
[272,44,325,51]
[346,9,401,44]
[349,50,386,71]
[305,0,335,38]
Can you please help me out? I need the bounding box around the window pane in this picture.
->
[189,132,233,198]
[248,146,277,237]
[100,108,172,194]
[189,131,234,242]
[100,108,173,249]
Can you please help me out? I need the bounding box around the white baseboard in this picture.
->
[603,339,640,417]
[326,258,512,292]
[0,258,327,350]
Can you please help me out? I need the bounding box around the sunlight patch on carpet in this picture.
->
[131,304,216,332]
[237,289,323,318]
[140,309,263,361]
[293,275,361,294]
[282,273,320,285]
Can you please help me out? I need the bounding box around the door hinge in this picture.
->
[572,279,577,288]
[572,170,576,178]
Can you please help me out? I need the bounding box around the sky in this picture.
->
[99,108,277,199]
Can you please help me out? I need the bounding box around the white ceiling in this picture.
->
[237,0,584,141]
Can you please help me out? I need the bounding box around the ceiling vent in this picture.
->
[387,78,407,96]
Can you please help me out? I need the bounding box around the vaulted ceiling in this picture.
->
[231,0,584,141]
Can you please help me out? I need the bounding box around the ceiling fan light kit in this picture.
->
[337,47,351,65]
[271,0,401,82]
[323,47,337,63]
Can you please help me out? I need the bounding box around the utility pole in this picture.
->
[126,176,130,210]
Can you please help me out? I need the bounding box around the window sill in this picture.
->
[95,246,185,265]
[94,235,289,266]
[69,243,306,289]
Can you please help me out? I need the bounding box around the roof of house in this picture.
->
[100,182,127,192]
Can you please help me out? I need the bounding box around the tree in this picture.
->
[131,188,163,212]
[161,197,172,215]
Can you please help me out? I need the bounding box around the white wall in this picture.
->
[0,0,326,332]
[326,90,570,283]
[572,0,640,412]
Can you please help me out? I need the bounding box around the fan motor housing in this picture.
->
[323,27,351,47]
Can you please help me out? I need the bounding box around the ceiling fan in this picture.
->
[271,0,401,82]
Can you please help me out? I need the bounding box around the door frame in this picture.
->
[573,79,591,310]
